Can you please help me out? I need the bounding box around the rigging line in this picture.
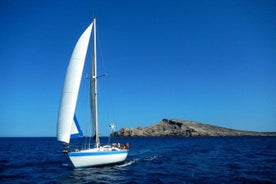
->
[97,29,107,75]
[97,29,117,124]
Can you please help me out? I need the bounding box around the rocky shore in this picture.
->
[112,119,276,137]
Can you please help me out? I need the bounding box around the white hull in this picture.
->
[68,147,129,168]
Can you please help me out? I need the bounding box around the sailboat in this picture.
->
[57,18,129,168]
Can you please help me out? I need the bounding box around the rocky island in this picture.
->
[112,119,276,137]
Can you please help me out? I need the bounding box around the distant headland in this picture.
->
[112,119,276,137]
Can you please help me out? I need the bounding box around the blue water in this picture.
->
[0,137,275,183]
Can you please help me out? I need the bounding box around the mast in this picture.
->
[91,18,100,148]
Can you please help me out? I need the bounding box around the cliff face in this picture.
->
[112,119,275,137]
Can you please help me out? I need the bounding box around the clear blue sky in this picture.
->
[0,0,275,137]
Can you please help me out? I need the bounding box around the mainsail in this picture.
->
[57,22,93,144]
[90,18,100,147]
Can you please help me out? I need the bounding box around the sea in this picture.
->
[0,136,275,184]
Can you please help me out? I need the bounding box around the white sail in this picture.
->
[57,22,93,143]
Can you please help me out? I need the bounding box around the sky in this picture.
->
[0,0,275,137]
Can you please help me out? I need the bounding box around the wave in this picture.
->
[144,155,157,161]
[115,155,158,169]
[115,159,138,168]
[62,163,70,167]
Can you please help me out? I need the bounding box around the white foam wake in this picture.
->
[115,159,138,168]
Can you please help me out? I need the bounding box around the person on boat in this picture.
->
[120,142,130,150]
[124,142,130,149]
[113,142,120,148]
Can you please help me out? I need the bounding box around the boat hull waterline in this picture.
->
[68,148,129,168]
